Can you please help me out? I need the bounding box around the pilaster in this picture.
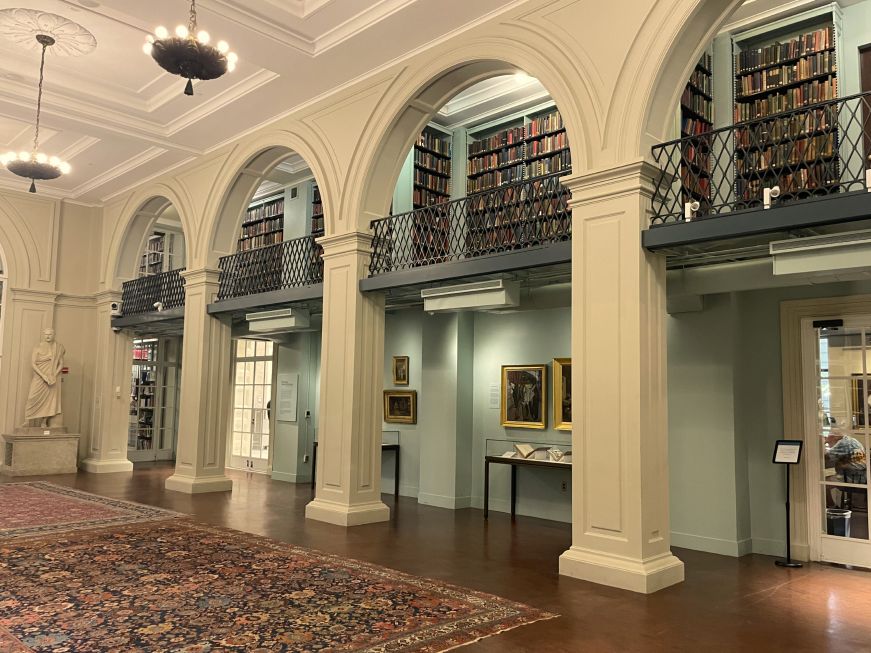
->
[306,232,389,526]
[81,290,134,473]
[558,161,685,593]
[165,268,233,493]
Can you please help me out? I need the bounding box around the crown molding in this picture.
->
[313,0,416,54]
[69,146,167,199]
[100,154,198,204]
[199,0,316,54]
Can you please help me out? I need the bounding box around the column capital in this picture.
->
[180,267,221,287]
[561,159,661,204]
[316,231,373,259]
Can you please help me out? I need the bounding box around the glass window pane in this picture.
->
[823,486,868,540]
[245,340,256,358]
[241,431,251,457]
[235,361,246,384]
[253,385,264,409]
[243,385,253,409]
[233,408,244,432]
[820,377,858,432]
[232,433,241,456]
[824,433,868,483]
[234,384,244,409]
[244,362,255,384]
[236,340,246,357]
[821,329,863,378]
[264,341,273,357]
[254,361,265,385]
[263,360,273,383]
[255,340,265,357]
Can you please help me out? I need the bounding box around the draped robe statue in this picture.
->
[23,328,65,428]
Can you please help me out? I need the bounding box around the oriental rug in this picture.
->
[0,500,555,652]
[0,481,178,540]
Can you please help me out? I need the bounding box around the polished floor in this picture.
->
[5,464,871,653]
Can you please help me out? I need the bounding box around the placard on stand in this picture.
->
[772,439,803,568]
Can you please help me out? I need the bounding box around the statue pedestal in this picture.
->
[1,427,80,476]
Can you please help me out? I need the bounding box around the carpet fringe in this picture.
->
[436,612,560,653]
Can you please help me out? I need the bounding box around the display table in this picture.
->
[1,428,80,476]
[483,454,570,519]
[311,442,400,497]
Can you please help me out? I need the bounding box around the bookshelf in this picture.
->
[238,195,284,252]
[138,231,179,277]
[311,183,324,235]
[413,127,452,208]
[733,16,839,203]
[129,339,157,456]
[679,53,714,209]
[467,122,524,194]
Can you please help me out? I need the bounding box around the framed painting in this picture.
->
[500,365,546,429]
[553,358,571,431]
[384,390,417,424]
[392,356,409,386]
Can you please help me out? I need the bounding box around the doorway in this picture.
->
[803,317,870,567]
[228,338,274,472]
[128,337,181,462]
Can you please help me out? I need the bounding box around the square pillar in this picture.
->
[165,268,234,494]
[558,161,685,594]
[81,291,134,473]
[306,232,389,526]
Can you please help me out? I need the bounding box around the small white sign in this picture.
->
[489,383,500,409]
[773,440,802,465]
[276,373,299,422]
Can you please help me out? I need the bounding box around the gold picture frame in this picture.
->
[392,355,409,386]
[553,358,572,431]
[384,390,417,424]
[500,365,546,429]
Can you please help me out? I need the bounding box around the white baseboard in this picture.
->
[270,471,300,483]
[671,531,753,557]
[417,492,472,510]
[751,537,809,561]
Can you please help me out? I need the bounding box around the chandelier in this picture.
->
[144,0,238,96]
[0,10,95,193]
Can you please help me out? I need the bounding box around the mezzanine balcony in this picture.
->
[112,268,186,333]
[361,172,572,292]
[645,91,871,253]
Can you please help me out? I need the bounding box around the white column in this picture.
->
[306,232,389,526]
[558,161,685,594]
[81,291,134,473]
[165,268,234,494]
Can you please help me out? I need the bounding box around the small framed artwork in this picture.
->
[392,356,409,386]
[553,358,571,431]
[501,365,546,429]
[384,390,417,424]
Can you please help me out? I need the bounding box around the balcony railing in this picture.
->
[121,268,186,316]
[369,172,571,275]
[650,91,871,226]
[216,235,324,301]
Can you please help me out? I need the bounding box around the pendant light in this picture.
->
[144,0,238,96]
[0,10,95,193]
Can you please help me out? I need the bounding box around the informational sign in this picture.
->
[772,439,803,465]
[276,373,299,422]
[489,383,500,409]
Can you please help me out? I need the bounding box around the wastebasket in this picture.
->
[826,508,852,537]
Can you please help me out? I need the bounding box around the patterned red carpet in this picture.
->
[0,483,554,652]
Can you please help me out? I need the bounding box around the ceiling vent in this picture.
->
[245,308,310,333]
[770,230,871,277]
[421,279,520,312]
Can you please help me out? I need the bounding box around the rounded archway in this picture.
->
[115,196,187,284]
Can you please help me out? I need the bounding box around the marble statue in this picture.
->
[23,328,65,428]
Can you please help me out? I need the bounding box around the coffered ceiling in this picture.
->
[0,0,521,203]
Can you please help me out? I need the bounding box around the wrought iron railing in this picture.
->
[651,91,871,225]
[369,172,571,275]
[121,268,186,315]
[216,235,324,301]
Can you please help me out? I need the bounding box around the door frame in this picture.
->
[227,338,276,473]
[781,293,871,561]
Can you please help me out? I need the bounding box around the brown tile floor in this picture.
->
[5,464,871,652]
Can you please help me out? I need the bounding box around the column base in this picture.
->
[559,546,685,594]
[165,474,233,494]
[305,497,390,526]
[80,458,134,474]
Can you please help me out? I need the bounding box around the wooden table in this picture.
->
[311,442,400,497]
[484,454,571,519]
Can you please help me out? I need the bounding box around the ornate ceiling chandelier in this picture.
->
[0,9,96,193]
[144,0,238,96]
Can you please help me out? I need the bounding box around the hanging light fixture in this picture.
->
[0,9,96,193]
[144,0,238,96]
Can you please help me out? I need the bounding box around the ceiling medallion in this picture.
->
[144,0,238,96]
[0,10,95,193]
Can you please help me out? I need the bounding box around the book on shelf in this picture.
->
[414,129,452,207]
[735,26,833,74]
[734,77,837,121]
[469,126,523,156]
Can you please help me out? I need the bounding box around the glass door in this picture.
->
[228,339,274,473]
[128,337,181,463]
[808,322,870,566]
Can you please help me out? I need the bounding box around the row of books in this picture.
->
[527,131,568,157]
[416,131,451,157]
[736,53,836,97]
[467,199,571,221]
[737,165,837,199]
[469,126,525,156]
[467,164,525,193]
[244,197,284,225]
[467,149,523,175]
[527,150,571,178]
[735,26,834,74]
[311,215,325,234]
[682,117,712,136]
[239,216,282,239]
[527,110,565,138]
[682,144,709,170]
[414,149,451,175]
[698,53,712,72]
[681,89,712,119]
[681,170,710,199]
[414,169,450,194]
[688,67,712,96]
[238,232,282,251]
[734,107,835,148]
[736,133,836,174]
[733,78,837,122]
[413,187,449,208]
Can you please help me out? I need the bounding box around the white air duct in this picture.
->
[770,230,871,277]
[245,308,310,334]
[421,279,520,312]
